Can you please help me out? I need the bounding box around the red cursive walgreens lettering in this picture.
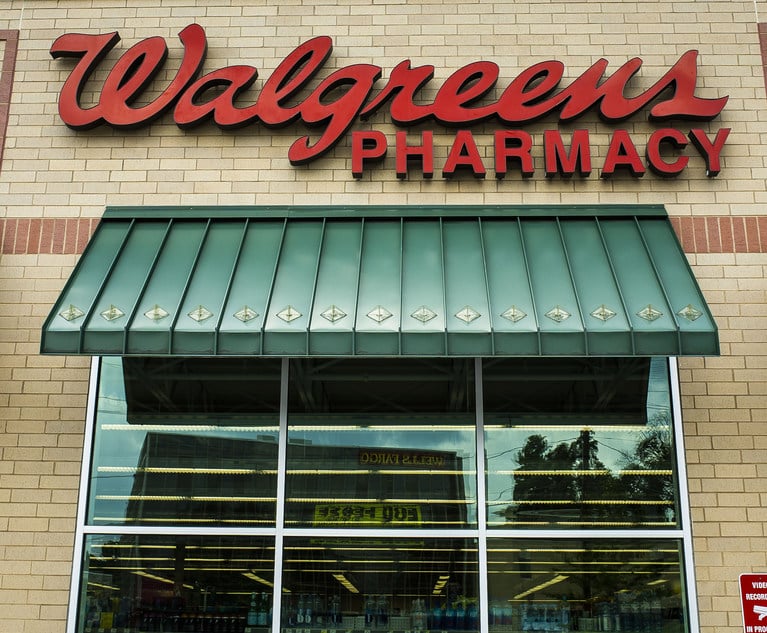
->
[50,24,729,166]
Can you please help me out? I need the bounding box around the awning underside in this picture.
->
[41,206,718,357]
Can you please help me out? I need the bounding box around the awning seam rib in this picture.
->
[594,217,636,355]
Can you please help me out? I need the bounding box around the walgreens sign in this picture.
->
[51,24,729,179]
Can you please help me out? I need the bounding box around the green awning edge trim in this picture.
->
[103,204,669,220]
[41,205,719,358]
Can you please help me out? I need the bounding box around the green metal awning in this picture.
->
[41,205,718,357]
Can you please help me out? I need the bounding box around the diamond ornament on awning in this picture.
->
[41,205,719,357]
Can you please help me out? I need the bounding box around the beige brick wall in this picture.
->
[0,254,89,633]
[679,252,767,632]
[1,1,766,632]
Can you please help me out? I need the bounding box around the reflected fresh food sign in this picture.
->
[50,24,730,180]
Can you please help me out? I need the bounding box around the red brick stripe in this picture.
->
[1,218,100,255]
[671,216,767,254]
[0,30,19,174]
[1,216,766,255]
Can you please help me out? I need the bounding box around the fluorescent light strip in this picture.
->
[87,581,119,591]
[133,571,174,585]
[488,520,675,527]
[494,469,673,476]
[286,497,472,505]
[286,470,470,476]
[93,544,275,552]
[332,574,360,593]
[513,575,569,599]
[242,573,274,587]
[283,520,468,527]
[95,495,275,502]
[489,548,678,554]
[432,574,450,595]
[98,466,276,475]
[93,517,274,524]
[290,426,471,431]
[502,500,673,506]
[486,425,656,432]
[102,424,276,432]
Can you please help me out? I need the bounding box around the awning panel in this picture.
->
[41,205,719,357]
[354,220,402,355]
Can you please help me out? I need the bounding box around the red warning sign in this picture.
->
[740,574,767,632]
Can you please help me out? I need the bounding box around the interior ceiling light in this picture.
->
[87,581,119,591]
[242,572,274,587]
[133,571,174,585]
[332,573,360,594]
[513,575,569,600]
[432,574,450,595]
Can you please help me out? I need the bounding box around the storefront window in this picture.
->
[79,534,274,633]
[75,357,693,633]
[285,359,477,529]
[483,358,678,529]
[87,357,281,526]
[487,538,687,633]
[281,537,479,633]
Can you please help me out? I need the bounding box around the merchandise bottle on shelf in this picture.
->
[257,593,270,626]
[559,597,570,632]
[445,600,456,630]
[297,595,306,625]
[305,594,313,626]
[651,595,663,633]
[501,601,512,626]
[376,595,389,629]
[466,601,478,631]
[365,595,376,627]
[412,599,427,632]
[520,602,530,631]
[329,595,342,627]
[313,594,324,626]
[597,602,612,632]
[247,593,259,627]
[430,600,443,630]
[455,599,466,630]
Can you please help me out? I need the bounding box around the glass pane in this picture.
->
[484,358,678,529]
[78,534,275,633]
[281,537,479,633]
[487,538,687,633]
[286,359,477,529]
[89,357,280,526]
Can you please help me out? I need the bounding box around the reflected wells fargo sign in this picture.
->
[358,449,454,469]
[51,24,730,179]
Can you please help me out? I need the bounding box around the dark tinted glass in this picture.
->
[286,359,477,529]
[88,358,281,526]
[484,358,678,529]
[487,538,687,633]
[281,537,479,632]
[78,534,275,633]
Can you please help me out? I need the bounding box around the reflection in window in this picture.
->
[484,359,678,529]
[79,534,274,633]
[281,537,479,633]
[285,359,477,529]
[487,538,687,633]
[89,358,281,526]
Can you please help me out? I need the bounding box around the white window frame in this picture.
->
[67,357,699,633]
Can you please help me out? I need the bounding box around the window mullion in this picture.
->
[270,357,290,633]
[475,357,489,633]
